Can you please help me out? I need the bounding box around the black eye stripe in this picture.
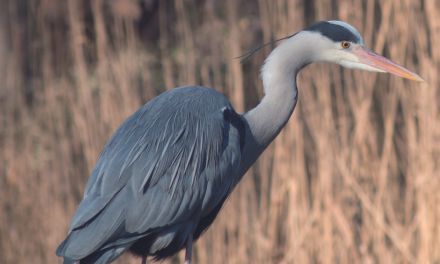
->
[304,21,360,44]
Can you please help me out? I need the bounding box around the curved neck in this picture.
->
[240,32,313,168]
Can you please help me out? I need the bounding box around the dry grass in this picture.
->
[1,0,439,263]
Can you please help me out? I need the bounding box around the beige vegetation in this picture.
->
[1,0,439,263]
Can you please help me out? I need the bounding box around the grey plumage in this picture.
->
[56,20,425,264]
[57,86,245,263]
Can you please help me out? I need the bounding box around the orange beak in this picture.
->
[348,47,427,83]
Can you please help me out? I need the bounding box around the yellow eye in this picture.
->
[342,42,350,49]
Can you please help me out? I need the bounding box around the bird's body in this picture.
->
[57,87,247,263]
[57,21,425,264]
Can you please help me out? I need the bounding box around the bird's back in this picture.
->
[56,86,246,263]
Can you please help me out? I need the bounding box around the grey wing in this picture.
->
[56,86,244,260]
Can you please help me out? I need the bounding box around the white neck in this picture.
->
[240,31,316,169]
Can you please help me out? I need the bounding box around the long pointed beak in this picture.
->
[349,47,427,83]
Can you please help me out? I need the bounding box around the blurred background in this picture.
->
[0,0,439,263]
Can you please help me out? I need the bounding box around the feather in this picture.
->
[57,86,246,262]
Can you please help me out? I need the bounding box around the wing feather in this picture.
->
[58,86,245,261]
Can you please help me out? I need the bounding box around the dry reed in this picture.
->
[0,0,439,263]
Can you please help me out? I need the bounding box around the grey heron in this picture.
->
[56,21,426,264]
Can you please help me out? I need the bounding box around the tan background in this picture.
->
[1,0,439,263]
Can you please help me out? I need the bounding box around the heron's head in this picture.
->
[301,21,426,82]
